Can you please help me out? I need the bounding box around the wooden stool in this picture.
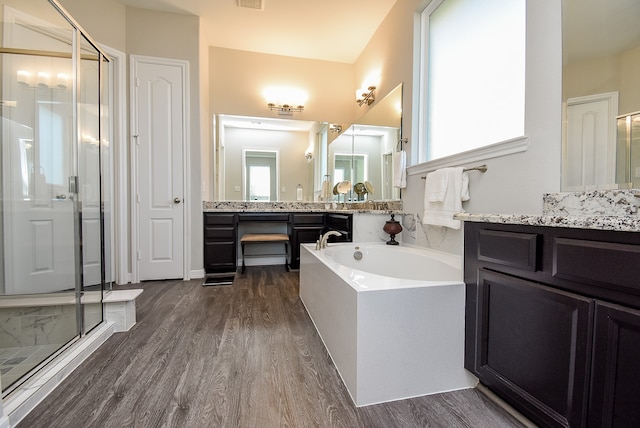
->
[240,233,290,273]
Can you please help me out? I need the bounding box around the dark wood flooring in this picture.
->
[19,267,524,428]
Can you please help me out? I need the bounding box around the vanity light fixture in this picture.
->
[329,124,342,133]
[17,69,69,90]
[267,103,304,116]
[263,86,307,116]
[356,86,376,106]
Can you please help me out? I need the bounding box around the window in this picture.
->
[417,0,526,163]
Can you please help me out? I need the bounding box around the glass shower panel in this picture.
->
[78,34,103,334]
[0,0,79,393]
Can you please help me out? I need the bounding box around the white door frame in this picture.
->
[100,44,128,285]
[130,55,190,283]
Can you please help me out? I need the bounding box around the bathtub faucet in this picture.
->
[319,231,342,249]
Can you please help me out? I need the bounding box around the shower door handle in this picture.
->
[55,194,67,200]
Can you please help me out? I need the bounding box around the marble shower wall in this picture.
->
[0,305,76,349]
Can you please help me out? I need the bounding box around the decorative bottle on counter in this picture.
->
[383,213,402,245]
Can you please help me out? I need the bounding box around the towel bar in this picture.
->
[420,164,487,179]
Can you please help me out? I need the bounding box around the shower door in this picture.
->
[0,0,108,394]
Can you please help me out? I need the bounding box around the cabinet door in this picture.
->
[473,269,593,427]
[290,226,323,269]
[590,301,640,427]
[325,213,352,242]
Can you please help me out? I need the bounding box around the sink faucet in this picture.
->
[319,231,342,249]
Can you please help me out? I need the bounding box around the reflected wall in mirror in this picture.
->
[213,83,403,202]
[562,0,640,190]
[343,82,403,202]
[216,115,324,201]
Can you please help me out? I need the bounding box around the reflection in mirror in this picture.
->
[342,83,403,202]
[562,0,640,190]
[213,83,402,202]
[216,115,324,201]
[243,149,278,201]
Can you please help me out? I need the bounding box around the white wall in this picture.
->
[57,0,565,268]
[209,47,355,124]
[356,0,563,255]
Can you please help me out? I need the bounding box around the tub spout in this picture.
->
[319,231,342,249]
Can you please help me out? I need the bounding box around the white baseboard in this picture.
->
[4,322,114,427]
[189,269,205,279]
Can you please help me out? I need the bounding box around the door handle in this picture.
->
[56,194,67,200]
[174,197,181,204]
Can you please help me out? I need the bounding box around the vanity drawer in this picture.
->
[293,213,325,225]
[326,213,352,230]
[204,226,235,241]
[204,213,236,226]
[477,229,539,271]
[238,213,290,222]
[553,237,640,294]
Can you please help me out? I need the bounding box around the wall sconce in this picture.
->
[356,86,376,106]
[329,124,342,133]
[267,103,304,116]
[305,151,313,162]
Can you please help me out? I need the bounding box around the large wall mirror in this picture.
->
[330,83,403,202]
[213,83,403,202]
[562,0,640,191]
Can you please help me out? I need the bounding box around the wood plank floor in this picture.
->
[18,267,524,428]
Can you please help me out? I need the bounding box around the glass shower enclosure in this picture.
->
[0,0,109,395]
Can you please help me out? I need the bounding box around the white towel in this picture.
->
[422,167,469,229]
[393,151,407,188]
[424,168,448,202]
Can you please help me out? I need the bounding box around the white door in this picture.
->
[132,57,186,281]
[2,115,76,295]
[564,92,618,190]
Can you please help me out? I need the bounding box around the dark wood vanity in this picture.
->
[464,221,640,427]
[204,211,353,273]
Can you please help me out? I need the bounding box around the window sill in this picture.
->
[407,135,529,176]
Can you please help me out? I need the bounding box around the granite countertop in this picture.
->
[455,213,640,232]
[203,200,402,214]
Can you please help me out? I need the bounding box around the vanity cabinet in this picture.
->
[325,213,353,243]
[204,211,353,272]
[290,213,325,270]
[464,222,640,427]
[204,213,237,273]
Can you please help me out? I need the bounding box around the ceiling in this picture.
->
[113,0,397,63]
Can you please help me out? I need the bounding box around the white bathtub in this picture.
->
[299,242,476,406]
